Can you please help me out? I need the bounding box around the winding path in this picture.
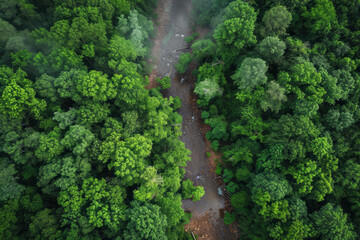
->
[150,0,237,239]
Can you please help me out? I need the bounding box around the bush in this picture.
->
[175,52,193,73]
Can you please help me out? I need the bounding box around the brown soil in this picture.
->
[145,69,159,89]
[185,213,239,240]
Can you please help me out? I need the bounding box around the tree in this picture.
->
[156,193,185,226]
[0,0,18,24]
[181,179,205,202]
[252,173,292,202]
[29,209,62,240]
[281,61,325,105]
[311,203,357,240]
[58,178,126,234]
[302,0,338,38]
[99,133,152,186]
[113,73,148,109]
[257,36,286,63]
[37,156,91,195]
[61,125,94,156]
[175,52,193,74]
[0,160,25,201]
[260,81,287,113]
[262,5,292,36]
[331,69,355,100]
[288,160,320,196]
[121,110,140,138]
[0,18,16,50]
[116,10,154,56]
[33,47,85,76]
[194,77,223,102]
[77,102,110,126]
[35,128,64,162]
[108,35,138,62]
[54,69,117,102]
[34,74,59,103]
[320,68,342,104]
[0,67,46,119]
[75,70,117,102]
[337,159,360,190]
[263,0,310,11]
[0,198,19,240]
[124,201,167,240]
[205,115,229,141]
[214,0,257,58]
[231,191,250,210]
[53,109,77,129]
[156,76,171,90]
[325,108,354,131]
[191,39,216,62]
[232,58,268,90]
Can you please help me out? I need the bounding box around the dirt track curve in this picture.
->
[149,0,238,239]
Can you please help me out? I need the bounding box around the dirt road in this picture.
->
[150,0,237,239]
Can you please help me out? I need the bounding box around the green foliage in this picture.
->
[311,204,357,240]
[29,209,62,239]
[224,212,236,224]
[124,201,167,240]
[194,77,223,102]
[262,5,292,36]
[0,198,19,240]
[157,76,171,90]
[100,133,152,186]
[302,0,338,38]
[191,39,216,62]
[0,1,194,239]
[116,10,154,56]
[182,179,205,202]
[257,36,286,63]
[260,81,287,113]
[0,18,16,49]
[35,128,64,162]
[205,115,229,141]
[191,0,360,238]
[337,160,360,190]
[33,48,85,76]
[54,69,117,102]
[232,58,268,90]
[192,0,232,27]
[3,0,360,239]
[34,74,59,103]
[108,35,138,61]
[325,108,354,131]
[214,0,257,53]
[0,161,25,201]
[61,125,94,155]
[175,52,193,74]
[252,173,292,202]
[0,67,46,119]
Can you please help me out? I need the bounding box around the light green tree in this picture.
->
[194,77,223,102]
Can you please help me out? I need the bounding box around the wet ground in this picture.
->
[150,0,238,239]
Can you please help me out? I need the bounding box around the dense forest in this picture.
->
[188,0,360,239]
[0,1,206,239]
[2,0,360,239]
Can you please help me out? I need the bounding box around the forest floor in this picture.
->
[149,0,238,239]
